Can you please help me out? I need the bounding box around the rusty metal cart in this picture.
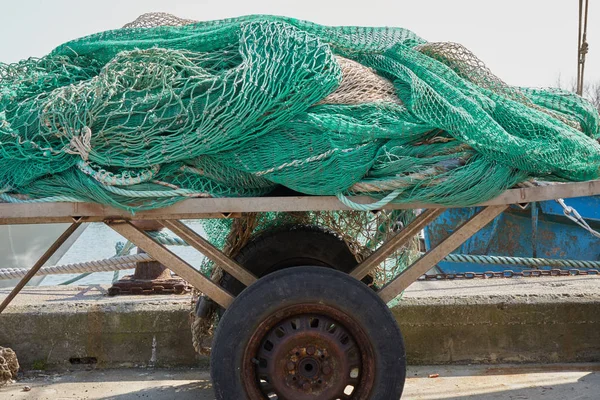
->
[1,180,600,399]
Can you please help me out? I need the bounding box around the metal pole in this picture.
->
[0,221,82,314]
[0,180,599,223]
[577,0,590,96]
[581,0,590,95]
[377,205,508,303]
[577,0,583,95]
[160,219,257,286]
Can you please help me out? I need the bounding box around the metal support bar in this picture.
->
[0,179,600,225]
[0,221,82,314]
[107,221,234,309]
[160,219,257,287]
[350,208,446,280]
[377,205,508,303]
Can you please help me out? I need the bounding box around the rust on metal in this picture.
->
[242,304,375,400]
[109,221,192,296]
[107,279,190,295]
[108,266,191,296]
[110,248,185,295]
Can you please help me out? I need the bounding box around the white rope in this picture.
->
[0,234,189,281]
[0,253,155,280]
[65,126,92,161]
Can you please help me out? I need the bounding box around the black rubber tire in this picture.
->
[221,224,372,297]
[211,266,406,400]
[194,225,374,319]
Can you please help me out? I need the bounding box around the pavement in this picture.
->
[1,364,599,399]
[2,275,599,307]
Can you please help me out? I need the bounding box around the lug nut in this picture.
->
[287,362,295,371]
[322,365,332,375]
[307,346,316,355]
[302,382,311,391]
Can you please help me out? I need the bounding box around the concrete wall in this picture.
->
[395,299,600,364]
[1,279,599,369]
[0,300,201,369]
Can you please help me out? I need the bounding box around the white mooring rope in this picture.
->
[0,253,153,280]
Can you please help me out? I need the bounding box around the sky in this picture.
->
[0,0,598,89]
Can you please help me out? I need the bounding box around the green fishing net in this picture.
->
[0,13,599,211]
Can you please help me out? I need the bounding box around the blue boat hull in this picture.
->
[423,196,600,273]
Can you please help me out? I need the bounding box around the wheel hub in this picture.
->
[297,356,320,379]
[243,304,375,400]
[282,342,334,392]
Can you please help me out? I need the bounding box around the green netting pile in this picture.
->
[1,13,599,211]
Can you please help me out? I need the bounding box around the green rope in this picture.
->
[0,194,83,203]
[100,184,207,198]
[442,253,600,269]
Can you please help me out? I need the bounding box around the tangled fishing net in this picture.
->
[1,13,599,211]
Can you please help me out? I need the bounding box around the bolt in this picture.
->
[322,365,332,375]
[287,362,295,371]
[307,346,316,355]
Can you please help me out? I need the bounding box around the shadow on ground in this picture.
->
[101,381,215,400]
[98,368,599,400]
[2,365,597,400]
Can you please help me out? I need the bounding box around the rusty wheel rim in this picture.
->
[242,304,375,400]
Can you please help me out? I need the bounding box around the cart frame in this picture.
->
[2,181,600,398]
[2,179,600,312]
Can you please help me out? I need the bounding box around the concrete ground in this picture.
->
[1,364,599,400]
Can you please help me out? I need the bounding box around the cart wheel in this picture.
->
[195,224,374,319]
[221,224,374,297]
[211,266,406,400]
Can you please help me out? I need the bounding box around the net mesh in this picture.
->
[0,13,599,211]
[122,12,197,28]
[198,209,419,290]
